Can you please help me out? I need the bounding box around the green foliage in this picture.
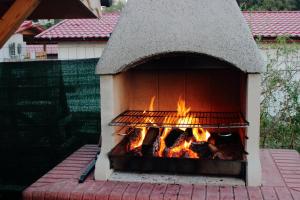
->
[103,1,124,12]
[238,0,300,10]
[43,20,61,29]
[260,36,300,152]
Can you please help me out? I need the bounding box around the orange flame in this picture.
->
[129,96,156,151]
[177,96,192,131]
[167,139,199,158]
[177,96,190,116]
[158,97,211,158]
[129,96,211,158]
[156,127,171,157]
[192,128,211,142]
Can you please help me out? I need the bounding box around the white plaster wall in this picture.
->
[113,0,127,4]
[58,41,107,60]
[95,73,130,180]
[246,74,262,186]
[0,34,26,62]
[259,43,300,70]
[259,43,300,116]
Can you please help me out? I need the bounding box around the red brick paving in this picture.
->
[177,184,193,200]
[150,184,167,200]
[219,186,234,200]
[136,183,155,200]
[191,185,205,200]
[23,145,300,200]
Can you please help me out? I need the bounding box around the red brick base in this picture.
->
[23,145,300,200]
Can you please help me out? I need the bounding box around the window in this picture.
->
[8,43,16,57]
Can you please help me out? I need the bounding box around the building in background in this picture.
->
[0,32,26,62]
[34,12,119,60]
[0,21,59,61]
[33,11,300,61]
[243,11,300,43]
[244,11,300,74]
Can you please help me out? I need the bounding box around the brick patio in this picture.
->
[23,145,300,200]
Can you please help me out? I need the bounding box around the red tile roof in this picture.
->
[35,12,119,41]
[243,11,300,38]
[35,11,300,41]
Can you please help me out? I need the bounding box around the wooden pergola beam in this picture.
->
[0,0,40,47]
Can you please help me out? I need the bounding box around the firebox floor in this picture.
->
[109,171,245,186]
[23,145,300,200]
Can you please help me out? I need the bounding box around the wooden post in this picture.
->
[0,0,40,48]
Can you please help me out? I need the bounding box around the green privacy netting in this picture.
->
[0,58,100,188]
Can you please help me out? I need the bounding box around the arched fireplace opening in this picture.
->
[103,52,249,179]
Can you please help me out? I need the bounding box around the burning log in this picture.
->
[129,146,143,156]
[141,128,159,155]
[170,133,188,148]
[152,137,160,156]
[164,133,187,158]
[126,127,160,156]
[165,128,184,148]
[165,132,199,158]
[190,142,211,158]
[143,128,159,146]
[126,128,144,154]
[152,128,172,157]
[152,128,165,157]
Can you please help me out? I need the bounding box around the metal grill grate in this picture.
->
[109,110,249,128]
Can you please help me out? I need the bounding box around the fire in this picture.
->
[167,139,199,158]
[157,127,171,157]
[157,97,211,158]
[155,116,173,157]
[129,96,156,151]
[128,96,211,159]
[176,96,191,131]
[192,128,211,142]
[177,97,190,116]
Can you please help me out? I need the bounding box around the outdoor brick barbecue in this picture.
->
[95,0,265,186]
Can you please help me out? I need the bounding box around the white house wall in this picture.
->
[0,34,26,62]
[259,43,300,116]
[58,41,107,60]
[259,43,300,70]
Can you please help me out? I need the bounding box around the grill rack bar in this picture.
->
[109,110,249,129]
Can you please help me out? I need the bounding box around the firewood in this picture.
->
[141,128,159,156]
[165,128,184,147]
[190,142,211,158]
[129,146,143,156]
[152,137,160,156]
[167,133,186,152]
[126,128,143,153]
[164,133,193,158]
[143,128,159,146]
[152,128,165,157]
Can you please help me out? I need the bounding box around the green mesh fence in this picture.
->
[0,58,100,193]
